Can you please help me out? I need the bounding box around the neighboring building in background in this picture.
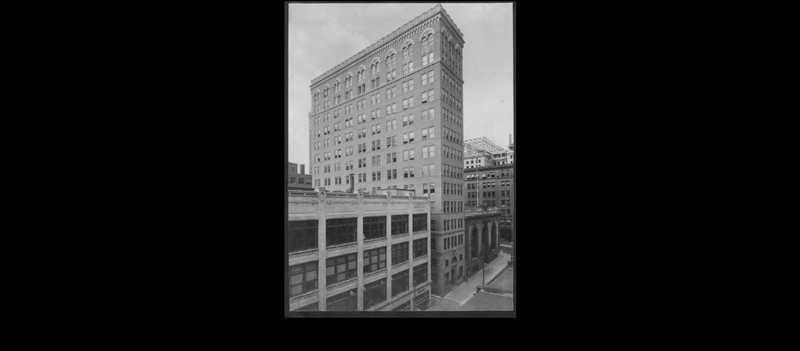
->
[307,4,466,298]
[289,162,313,190]
[463,207,502,278]
[463,136,513,169]
[288,190,432,312]
[464,163,514,242]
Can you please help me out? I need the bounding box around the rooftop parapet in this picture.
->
[310,4,464,88]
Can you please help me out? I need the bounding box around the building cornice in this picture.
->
[310,4,462,89]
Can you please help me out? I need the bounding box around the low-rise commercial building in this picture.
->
[288,190,432,311]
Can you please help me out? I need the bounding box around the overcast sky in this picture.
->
[288,2,514,167]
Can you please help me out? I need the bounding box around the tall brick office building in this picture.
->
[308,4,466,298]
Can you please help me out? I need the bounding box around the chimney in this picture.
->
[300,164,305,175]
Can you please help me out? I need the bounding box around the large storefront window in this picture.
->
[289,261,318,297]
[412,214,427,232]
[363,216,387,240]
[414,291,429,311]
[413,263,428,286]
[327,288,357,311]
[363,247,387,273]
[392,270,410,297]
[391,214,409,235]
[393,301,411,311]
[289,220,318,253]
[326,218,357,246]
[363,278,387,309]
[391,242,409,265]
[326,253,357,285]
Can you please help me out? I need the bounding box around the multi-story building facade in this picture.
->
[463,208,502,278]
[464,136,514,169]
[288,162,313,191]
[307,4,466,298]
[288,190,431,311]
[465,164,514,242]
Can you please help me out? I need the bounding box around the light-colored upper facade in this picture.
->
[307,4,465,237]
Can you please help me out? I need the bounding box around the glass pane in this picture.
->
[327,266,335,276]
[348,261,357,270]
[338,263,346,272]
[291,285,302,295]
[307,270,317,280]
[291,274,303,285]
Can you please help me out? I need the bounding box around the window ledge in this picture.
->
[289,289,319,301]
[289,248,318,257]
[364,268,387,279]
[392,261,410,269]
[363,237,388,244]
[326,242,357,250]
[326,277,358,290]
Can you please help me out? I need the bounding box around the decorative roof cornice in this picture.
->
[310,4,463,88]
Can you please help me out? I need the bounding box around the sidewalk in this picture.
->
[428,251,512,311]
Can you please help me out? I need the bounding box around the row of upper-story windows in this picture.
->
[312,73,437,139]
[441,29,463,77]
[442,200,463,214]
[442,70,462,97]
[442,144,461,162]
[313,124,437,163]
[442,163,462,179]
[441,83,462,112]
[464,169,513,180]
[443,182,463,196]
[311,30,441,110]
[442,108,462,129]
[442,125,461,146]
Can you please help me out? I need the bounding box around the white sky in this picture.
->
[288,2,514,167]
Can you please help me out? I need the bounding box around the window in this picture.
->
[391,214,409,235]
[392,270,410,297]
[364,278,387,309]
[393,301,411,311]
[289,220,318,253]
[413,214,427,232]
[363,216,387,240]
[413,263,428,286]
[293,302,318,311]
[327,288,357,311]
[364,247,387,274]
[413,238,428,258]
[326,253,357,285]
[392,242,409,265]
[290,261,318,297]
[326,218,357,247]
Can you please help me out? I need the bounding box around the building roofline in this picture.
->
[463,163,514,172]
[309,4,464,88]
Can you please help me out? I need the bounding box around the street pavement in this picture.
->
[429,250,512,311]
